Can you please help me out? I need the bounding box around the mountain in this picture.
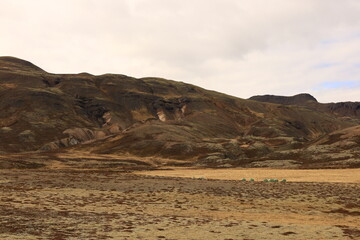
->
[0,57,359,168]
[249,94,360,121]
[249,93,318,105]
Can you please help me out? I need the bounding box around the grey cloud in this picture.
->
[0,0,359,101]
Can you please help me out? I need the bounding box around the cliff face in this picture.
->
[0,57,359,168]
[325,102,360,119]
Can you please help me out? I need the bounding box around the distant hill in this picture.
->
[249,94,360,121]
[250,93,318,105]
[0,56,359,168]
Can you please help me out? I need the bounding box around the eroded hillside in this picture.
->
[0,57,359,168]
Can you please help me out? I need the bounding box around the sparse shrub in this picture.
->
[241,178,246,181]
[263,179,269,182]
[281,179,287,182]
[250,178,254,181]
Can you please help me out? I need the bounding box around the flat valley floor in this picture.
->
[0,168,359,240]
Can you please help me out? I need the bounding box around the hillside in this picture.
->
[249,94,360,121]
[0,57,359,168]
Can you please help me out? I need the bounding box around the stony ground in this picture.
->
[0,169,359,240]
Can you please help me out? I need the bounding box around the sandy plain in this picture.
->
[0,168,359,240]
[135,167,360,183]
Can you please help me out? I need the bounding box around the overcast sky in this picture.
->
[1,0,360,102]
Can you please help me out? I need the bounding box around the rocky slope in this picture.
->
[0,57,359,168]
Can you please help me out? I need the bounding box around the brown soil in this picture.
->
[0,168,359,239]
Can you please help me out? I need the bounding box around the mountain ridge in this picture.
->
[249,93,360,121]
[250,93,318,104]
[0,56,359,169]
